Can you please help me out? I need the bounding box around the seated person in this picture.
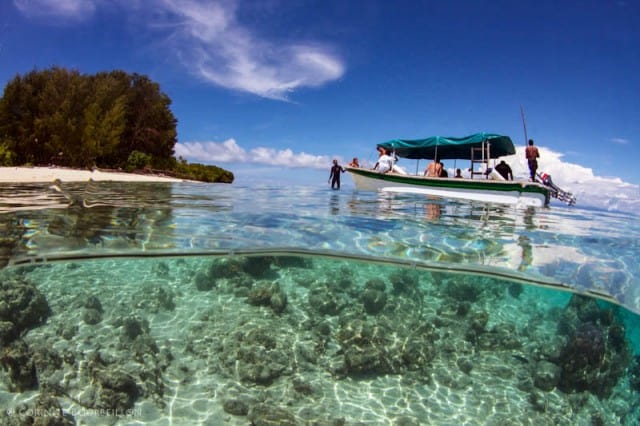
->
[495,160,513,180]
[348,157,360,167]
[373,148,394,173]
[454,168,463,178]
[439,161,448,177]
[423,159,442,177]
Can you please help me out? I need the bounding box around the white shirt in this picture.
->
[377,154,394,173]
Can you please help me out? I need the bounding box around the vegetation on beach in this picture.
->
[0,67,233,183]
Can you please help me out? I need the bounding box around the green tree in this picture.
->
[0,67,232,183]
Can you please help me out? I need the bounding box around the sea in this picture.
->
[0,179,639,425]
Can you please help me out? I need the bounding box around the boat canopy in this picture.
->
[377,132,515,160]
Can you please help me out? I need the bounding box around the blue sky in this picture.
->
[1,0,639,209]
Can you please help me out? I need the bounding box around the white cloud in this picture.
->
[611,137,630,145]
[175,139,333,169]
[12,0,345,100]
[13,0,98,19]
[159,0,344,100]
[499,146,640,212]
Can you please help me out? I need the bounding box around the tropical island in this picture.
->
[0,67,233,183]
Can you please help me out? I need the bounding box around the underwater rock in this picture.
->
[56,323,78,340]
[361,288,387,315]
[0,391,75,426]
[389,269,420,295]
[337,318,436,376]
[0,278,50,346]
[154,287,176,311]
[557,320,629,397]
[34,391,76,425]
[209,258,244,279]
[292,375,314,395]
[93,369,140,411]
[236,345,287,385]
[364,278,386,292]
[32,346,64,388]
[223,398,249,416]
[0,339,38,391]
[507,283,523,298]
[629,355,640,392]
[456,356,474,374]
[118,316,149,340]
[194,270,216,291]
[247,282,288,314]
[83,294,103,312]
[247,403,297,426]
[308,284,346,316]
[243,256,277,278]
[224,326,292,385]
[443,279,482,302]
[83,308,102,325]
[533,360,561,391]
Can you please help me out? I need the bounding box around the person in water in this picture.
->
[328,159,345,189]
[348,157,360,167]
[525,139,540,181]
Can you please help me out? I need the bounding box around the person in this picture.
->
[423,158,442,177]
[454,168,463,178]
[525,139,540,181]
[328,159,345,189]
[373,148,394,173]
[348,157,360,168]
[495,160,513,180]
[438,161,448,177]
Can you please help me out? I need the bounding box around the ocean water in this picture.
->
[1,180,639,425]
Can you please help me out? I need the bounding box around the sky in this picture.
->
[1,0,639,211]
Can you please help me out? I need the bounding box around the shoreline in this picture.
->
[0,166,189,183]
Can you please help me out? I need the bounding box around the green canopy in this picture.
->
[377,133,515,160]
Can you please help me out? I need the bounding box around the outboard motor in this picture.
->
[537,173,576,206]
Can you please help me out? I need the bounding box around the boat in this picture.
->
[346,133,575,207]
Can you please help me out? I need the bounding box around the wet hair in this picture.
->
[528,139,534,145]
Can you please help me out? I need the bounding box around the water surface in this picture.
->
[1,181,639,425]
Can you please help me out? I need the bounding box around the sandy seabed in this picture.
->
[0,167,187,183]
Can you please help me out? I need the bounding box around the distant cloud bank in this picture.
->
[500,146,639,212]
[12,0,345,100]
[175,139,331,169]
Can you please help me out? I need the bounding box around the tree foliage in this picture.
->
[0,67,233,183]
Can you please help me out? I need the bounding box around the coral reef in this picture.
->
[1,256,638,425]
[0,278,50,346]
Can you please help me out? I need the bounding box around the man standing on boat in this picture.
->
[329,159,345,189]
[525,139,540,181]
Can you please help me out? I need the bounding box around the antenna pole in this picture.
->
[520,106,529,144]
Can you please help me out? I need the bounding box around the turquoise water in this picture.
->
[1,181,639,424]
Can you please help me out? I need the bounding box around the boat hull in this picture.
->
[346,167,550,207]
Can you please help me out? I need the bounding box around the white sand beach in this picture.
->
[0,166,187,183]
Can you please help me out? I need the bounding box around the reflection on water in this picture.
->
[0,252,639,425]
[1,181,640,313]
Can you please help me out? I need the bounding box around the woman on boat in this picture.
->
[373,148,394,173]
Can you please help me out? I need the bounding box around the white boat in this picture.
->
[346,133,574,207]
